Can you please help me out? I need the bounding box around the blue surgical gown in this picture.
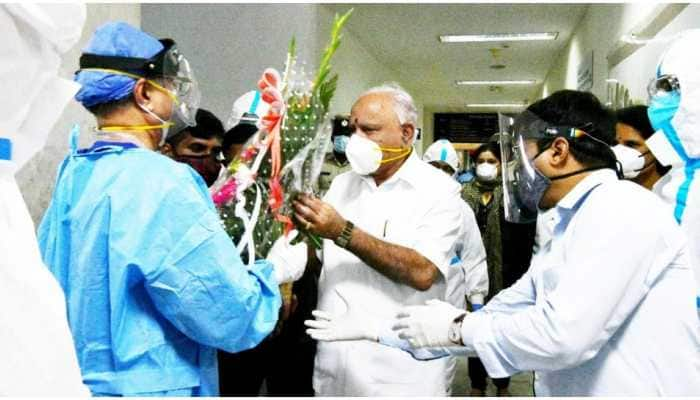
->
[38,141,281,396]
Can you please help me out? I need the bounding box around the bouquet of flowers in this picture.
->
[210,9,353,270]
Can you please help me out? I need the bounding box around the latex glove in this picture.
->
[267,230,308,284]
[304,290,380,342]
[392,299,467,348]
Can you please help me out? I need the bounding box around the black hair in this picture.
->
[527,90,616,168]
[167,108,224,147]
[615,105,654,140]
[474,141,502,163]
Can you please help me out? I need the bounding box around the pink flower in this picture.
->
[212,179,238,207]
[262,87,283,104]
[257,68,281,91]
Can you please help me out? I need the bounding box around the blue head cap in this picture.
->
[75,22,164,108]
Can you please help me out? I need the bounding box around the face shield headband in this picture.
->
[78,39,201,127]
[499,112,612,223]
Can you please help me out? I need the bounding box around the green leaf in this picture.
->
[312,8,353,113]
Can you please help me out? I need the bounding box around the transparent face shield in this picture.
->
[499,113,542,223]
[160,44,201,127]
[78,38,201,128]
[499,111,602,223]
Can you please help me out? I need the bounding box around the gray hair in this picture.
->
[361,82,418,127]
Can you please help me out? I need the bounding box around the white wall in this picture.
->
[315,6,426,150]
[16,4,141,224]
[142,4,320,124]
[540,4,699,104]
[610,4,700,101]
[142,4,415,146]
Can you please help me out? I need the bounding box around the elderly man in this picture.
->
[293,83,463,396]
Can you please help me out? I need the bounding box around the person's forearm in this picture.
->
[345,225,439,291]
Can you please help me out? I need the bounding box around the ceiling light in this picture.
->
[456,80,536,86]
[466,103,527,108]
[440,32,558,43]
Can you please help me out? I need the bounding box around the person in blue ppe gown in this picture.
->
[37,21,307,396]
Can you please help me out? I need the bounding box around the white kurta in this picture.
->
[459,170,700,395]
[313,152,463,396]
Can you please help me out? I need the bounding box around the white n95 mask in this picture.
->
[611,144,646,179]
[476,163,498,181]
[345,134,410,175]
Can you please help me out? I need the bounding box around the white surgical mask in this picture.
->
[345,134,410,175]
[611,144,645,179]
[345,134,383,175]
[476,163,498,181]
[136,101,174,147]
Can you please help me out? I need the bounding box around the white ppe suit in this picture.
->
[0,4,89,395]
[646,29,700,310]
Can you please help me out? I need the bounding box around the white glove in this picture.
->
[266,230,308,284]
[304,290,380,342]
[391,299,467,348]
[305,310,380,342]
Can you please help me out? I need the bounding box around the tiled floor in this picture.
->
[450,357,534,396]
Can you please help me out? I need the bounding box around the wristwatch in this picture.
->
[334,220,354,248]
[448,313,467,346]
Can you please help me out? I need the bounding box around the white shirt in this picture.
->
[460,169,700,396]
[314,151,463,396]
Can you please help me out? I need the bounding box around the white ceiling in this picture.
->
[324,4,588,113]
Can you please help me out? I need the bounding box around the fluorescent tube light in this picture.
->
[440,32,558,43]
[456,80,536,86]
[466,103,526,108]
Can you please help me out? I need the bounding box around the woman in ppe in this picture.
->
[0,4,89,395]
[37,22,307,396]
[644,29,700,311]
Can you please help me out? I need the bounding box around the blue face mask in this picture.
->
[648,91,681,132]
[516,151,552,216]
[333,135,349,153]
[517,145,607,215]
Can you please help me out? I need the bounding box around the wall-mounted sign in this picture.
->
[577,50,594,91]
[434,113,500,143]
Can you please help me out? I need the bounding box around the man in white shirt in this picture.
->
[392,90,700,396]
[292,83,463,396]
